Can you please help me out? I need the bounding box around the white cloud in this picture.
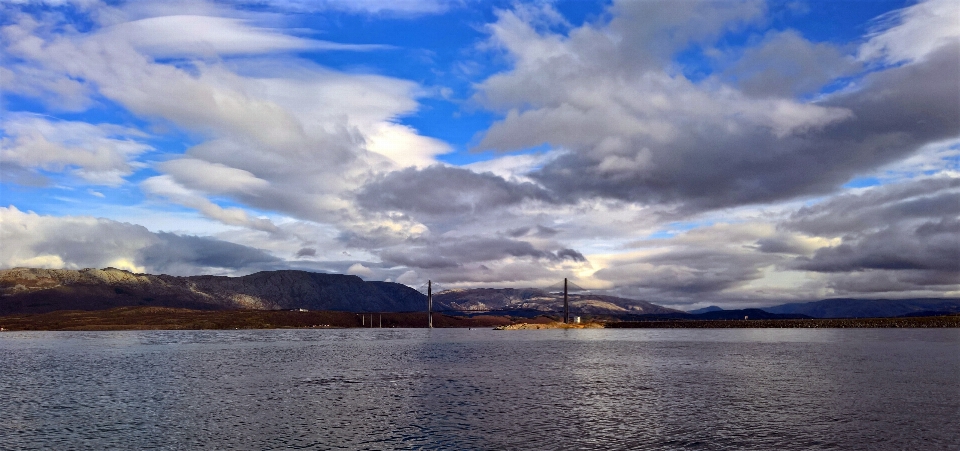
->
[141,175,280,233]
[158,158,271,195]
[347,262,374,278]
[265,0,453,15]
[2,2,448,233]
[104,15,388,58]
[0,114,152,185]
[859,0,960,65]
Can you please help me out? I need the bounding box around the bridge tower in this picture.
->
[427,280,433,329]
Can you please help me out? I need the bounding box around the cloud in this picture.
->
[296,247,317,258]
[472,0,959,214]
[2,2,449,237]
[0,206,281,276]
[783,176,960,291]
[722,29,861,98]
[0,114,152,185]
[141,175,281,233]
[355,165,553,217]
[104,15,389,58]
[262,0,454,15]
[859,0,960,65]
[591,222,786,300]
[346,262,374,278]
[158,159,271,195]
[139,233,282,275]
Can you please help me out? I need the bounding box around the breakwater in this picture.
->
[605,315,960,328]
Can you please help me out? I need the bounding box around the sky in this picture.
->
[1,0,958,310]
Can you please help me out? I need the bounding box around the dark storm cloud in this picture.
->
[795,231,959,273]
[819,269,959,294]
[379,236,586,270]
[754,237,809,254]
[535,225,560,237]
[784,177,959,290]
[138,233,282,273]
[556,248,586,262]
[505,226,531,237]
[356,165,553,217]
[504,224,559,238]
[784,177,960,236]
[296,247,317,257]
[534,44,958,212]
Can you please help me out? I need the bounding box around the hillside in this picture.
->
[761,298,960,318]
[0,267,425,315]
[433,287,682,316]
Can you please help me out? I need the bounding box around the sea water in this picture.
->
[1,328,957,450]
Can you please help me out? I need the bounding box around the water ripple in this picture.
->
[1,328,958,450]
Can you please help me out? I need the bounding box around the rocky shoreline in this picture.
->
[605,315,960,328]
[493,321,604,330]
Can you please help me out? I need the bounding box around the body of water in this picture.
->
[1,328,957,450]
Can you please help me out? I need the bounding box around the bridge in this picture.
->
[415,278,588,328]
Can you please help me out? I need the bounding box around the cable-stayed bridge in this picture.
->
[413,278,588,327]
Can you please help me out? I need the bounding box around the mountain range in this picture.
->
[3,267,958,319]
[0,267,425,315]
[433,287,682,315]
[760,298,960,318]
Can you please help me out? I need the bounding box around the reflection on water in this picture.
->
[1,328,957,450]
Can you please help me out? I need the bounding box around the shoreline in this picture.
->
[0,306,957,331]
[605,316,960,328]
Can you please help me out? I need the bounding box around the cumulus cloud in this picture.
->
[2,0,957,306]
[473,0,958,213]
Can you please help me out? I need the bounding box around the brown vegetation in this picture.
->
[0,307,521,331]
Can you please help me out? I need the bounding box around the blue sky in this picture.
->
[1,0,957,308]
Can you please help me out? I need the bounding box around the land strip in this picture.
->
[0,307,523,331]
[605,316,960,328]
[1,307,957,331]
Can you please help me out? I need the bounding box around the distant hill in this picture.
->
[433,288,682,316]
[688,305,723,314]
[762,298,960,318]
[0,267,425,315]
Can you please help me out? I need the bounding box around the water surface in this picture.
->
[1,328,957,450]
